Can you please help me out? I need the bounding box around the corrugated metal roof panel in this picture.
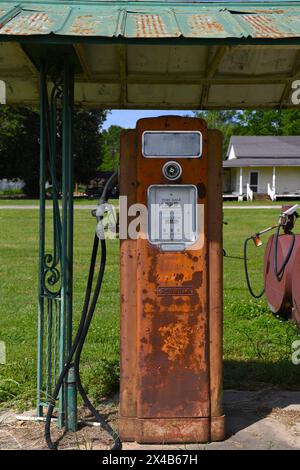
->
[0,5,71,35]
[1,2,300,40]
[125,10,180,38]
[234,11,300,38]
[58,8,121,37]
[174,9,243,38]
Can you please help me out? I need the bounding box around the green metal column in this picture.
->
[37,62,46,418]
[60,60,77,431]
[37,59,77,431]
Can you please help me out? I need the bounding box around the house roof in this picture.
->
[224,135,300,167]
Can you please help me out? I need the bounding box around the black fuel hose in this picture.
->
[45,235,122,450]
[244,236,265,299]
[273,224,295,282]
[72,238,121,450]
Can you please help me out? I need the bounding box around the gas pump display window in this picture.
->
[142,131,202,158]
[148,185,197,251]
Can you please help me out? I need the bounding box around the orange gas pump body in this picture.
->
[119,116,224,443]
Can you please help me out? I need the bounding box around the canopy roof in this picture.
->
[1,1,300,40]
[1,1,300,108]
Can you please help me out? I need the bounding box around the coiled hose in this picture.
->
[44,235,122,450]
[273,224,295,282]
[244,224,295,299]
[244,235,265,299]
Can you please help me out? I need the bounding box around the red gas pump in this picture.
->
[244,205,300,324]
[292,245,300,327]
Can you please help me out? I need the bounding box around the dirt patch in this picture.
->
[0,402,119,450]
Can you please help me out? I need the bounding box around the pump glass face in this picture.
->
[148,185,197,251]
[142,131,202,158]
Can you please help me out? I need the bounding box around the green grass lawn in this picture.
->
[0,198,119,206]
[223,199,300,206]
[0,206,299,412]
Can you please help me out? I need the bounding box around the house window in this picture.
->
[249,171,259,193]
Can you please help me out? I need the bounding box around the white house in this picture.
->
[0,178,25,192]
[223,136,300,201]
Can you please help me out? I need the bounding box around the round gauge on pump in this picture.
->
[162,161,182,181]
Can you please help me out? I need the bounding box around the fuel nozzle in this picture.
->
[251,225,278,247]
[279,204,299,234]
[91,171,119,239]
[249,205,300,247]
[252,234,263,247]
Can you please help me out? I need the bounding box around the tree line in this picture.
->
[0,106,124,197]
[194,109,300,155]
[1,107,300,196]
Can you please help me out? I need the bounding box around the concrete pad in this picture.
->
[1,390,300,450]
[122,390,300,450]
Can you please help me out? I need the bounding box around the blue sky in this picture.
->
[103,110,194,129]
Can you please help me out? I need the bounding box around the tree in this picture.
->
[99,125,124,172]
[231,110,282,136]
[193,110,236,154]
[0,106,107,196]
[233,109,300,136]
[0,107,40,196]
[73,109,107,184]
[193,109,300,157]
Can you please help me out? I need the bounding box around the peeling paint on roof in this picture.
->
[0,2,300,40]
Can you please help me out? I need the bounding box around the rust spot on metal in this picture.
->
[174,273,184,282]
[193,270,203,287]
[253,9,286,14]
[185,251,198,262]
[189,14,225,37]
[241,14,293,38]
[182,270,203,287]
[159,323,193,362]
[1,12,52,35]
[69,14,109,36]
[135,14,168,38]
[143,297,156,307]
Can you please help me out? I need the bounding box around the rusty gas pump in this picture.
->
[119,116,225,443]
[45,115,224,450]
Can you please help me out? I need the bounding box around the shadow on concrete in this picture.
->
[223,360,300,438]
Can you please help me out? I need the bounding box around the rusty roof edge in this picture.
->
[1,1,300,41]
[4,1,300,16]
[3,1,300,7]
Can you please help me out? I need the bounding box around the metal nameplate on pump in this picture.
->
[147,184,197,251]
